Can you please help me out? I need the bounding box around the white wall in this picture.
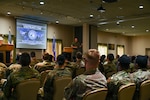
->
[131,35,150,55]
[97,31,130,56]
[0,16,15,35]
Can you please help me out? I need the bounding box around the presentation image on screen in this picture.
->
[16,19,47,49]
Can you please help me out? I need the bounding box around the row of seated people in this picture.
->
[0,51,85,100]
[0,49,150,100]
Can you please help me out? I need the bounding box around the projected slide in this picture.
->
[16,19,47,49]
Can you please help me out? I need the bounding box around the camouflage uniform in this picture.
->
[34,60,55,72]
[103,62,117,79]
[64,68,107,100]
[106,71,132,100]
[2,66,40,100]
[130,69,150,83]
[44,68,72,100]
[110,70,132,85]
[71,41,81,60]
[0,62,8,79]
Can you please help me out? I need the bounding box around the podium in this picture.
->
[63,47,73,53]
[0,44,14,64]
[63,47,73,61]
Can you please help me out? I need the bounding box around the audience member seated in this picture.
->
[64,49,107,100]
[129,55,136,73]
[107,55,132,100]
[75,52,85,68]
[0,52,40,100]
[34,53,55,72]
[103,53,117,79]
[0,62,7,79]
[130,55,150,100]
[43,54,72,100]
[98,55,106,75]
[6,53,22,77]
[30,51,40,68]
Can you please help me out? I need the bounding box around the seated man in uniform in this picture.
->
[64,49,107,100]
[1,52,40,100]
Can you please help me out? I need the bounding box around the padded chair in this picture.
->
[53,76,72,100]
[16,78,40,100]
[140,79,150,100]
[82,88,108,100]
[118,83,136,100]
[40,70,52,87]
[38,65,54,73]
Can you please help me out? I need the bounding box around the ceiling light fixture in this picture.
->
[146,29,149,32]
[90,14,94,18]
[97,4,105,13]
[7,11,11,15]
[139,5,144,9]
[56,20,59,24]
[131,25,135,29]
[40,1,44,5]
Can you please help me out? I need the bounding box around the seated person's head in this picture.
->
[76,52,82,60]
[19,52,31,66]
[43,53,50,61]
[118,55,130,70]
[83,49,100,69]
[107,53,114,62]
[56,54,65,66]
[30,51,36,58]
[49,54,54,62]
[135,55,148,69]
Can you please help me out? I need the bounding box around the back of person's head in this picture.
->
[19,52,31,66]
[16,53,21,63]
[100,55,106,62]
[84,49,100,66]
[30,51,36,58]
[116,55,120,59]
[49,54,54,62]
[131,56,136,63]
[57,54,65,66]
[107,53,114,61]
[43,53,50,61]
[76,52,82,59]
[62,52,70,61]
[118,55,130,70]
[135,55,148,69]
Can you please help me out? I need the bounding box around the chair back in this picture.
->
[140,79,150,100]
[38,65,54,73]
[16,78,40,100]
[118,83,136,100]
[40,70,52,87]
[82,88,108,100]
[53,76,72,100]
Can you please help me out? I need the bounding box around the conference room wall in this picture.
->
[97,31,150,56]
[130,36,150,56]
[97,31,130,57]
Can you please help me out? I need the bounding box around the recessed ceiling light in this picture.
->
[90,14,93,18]
[131,25,135,28]
[56,20,59,24]
[116,21,120,25]
[7,11,11,15]
[40,1,44,5]
[139,5,144,9]
[146,30,149,32]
